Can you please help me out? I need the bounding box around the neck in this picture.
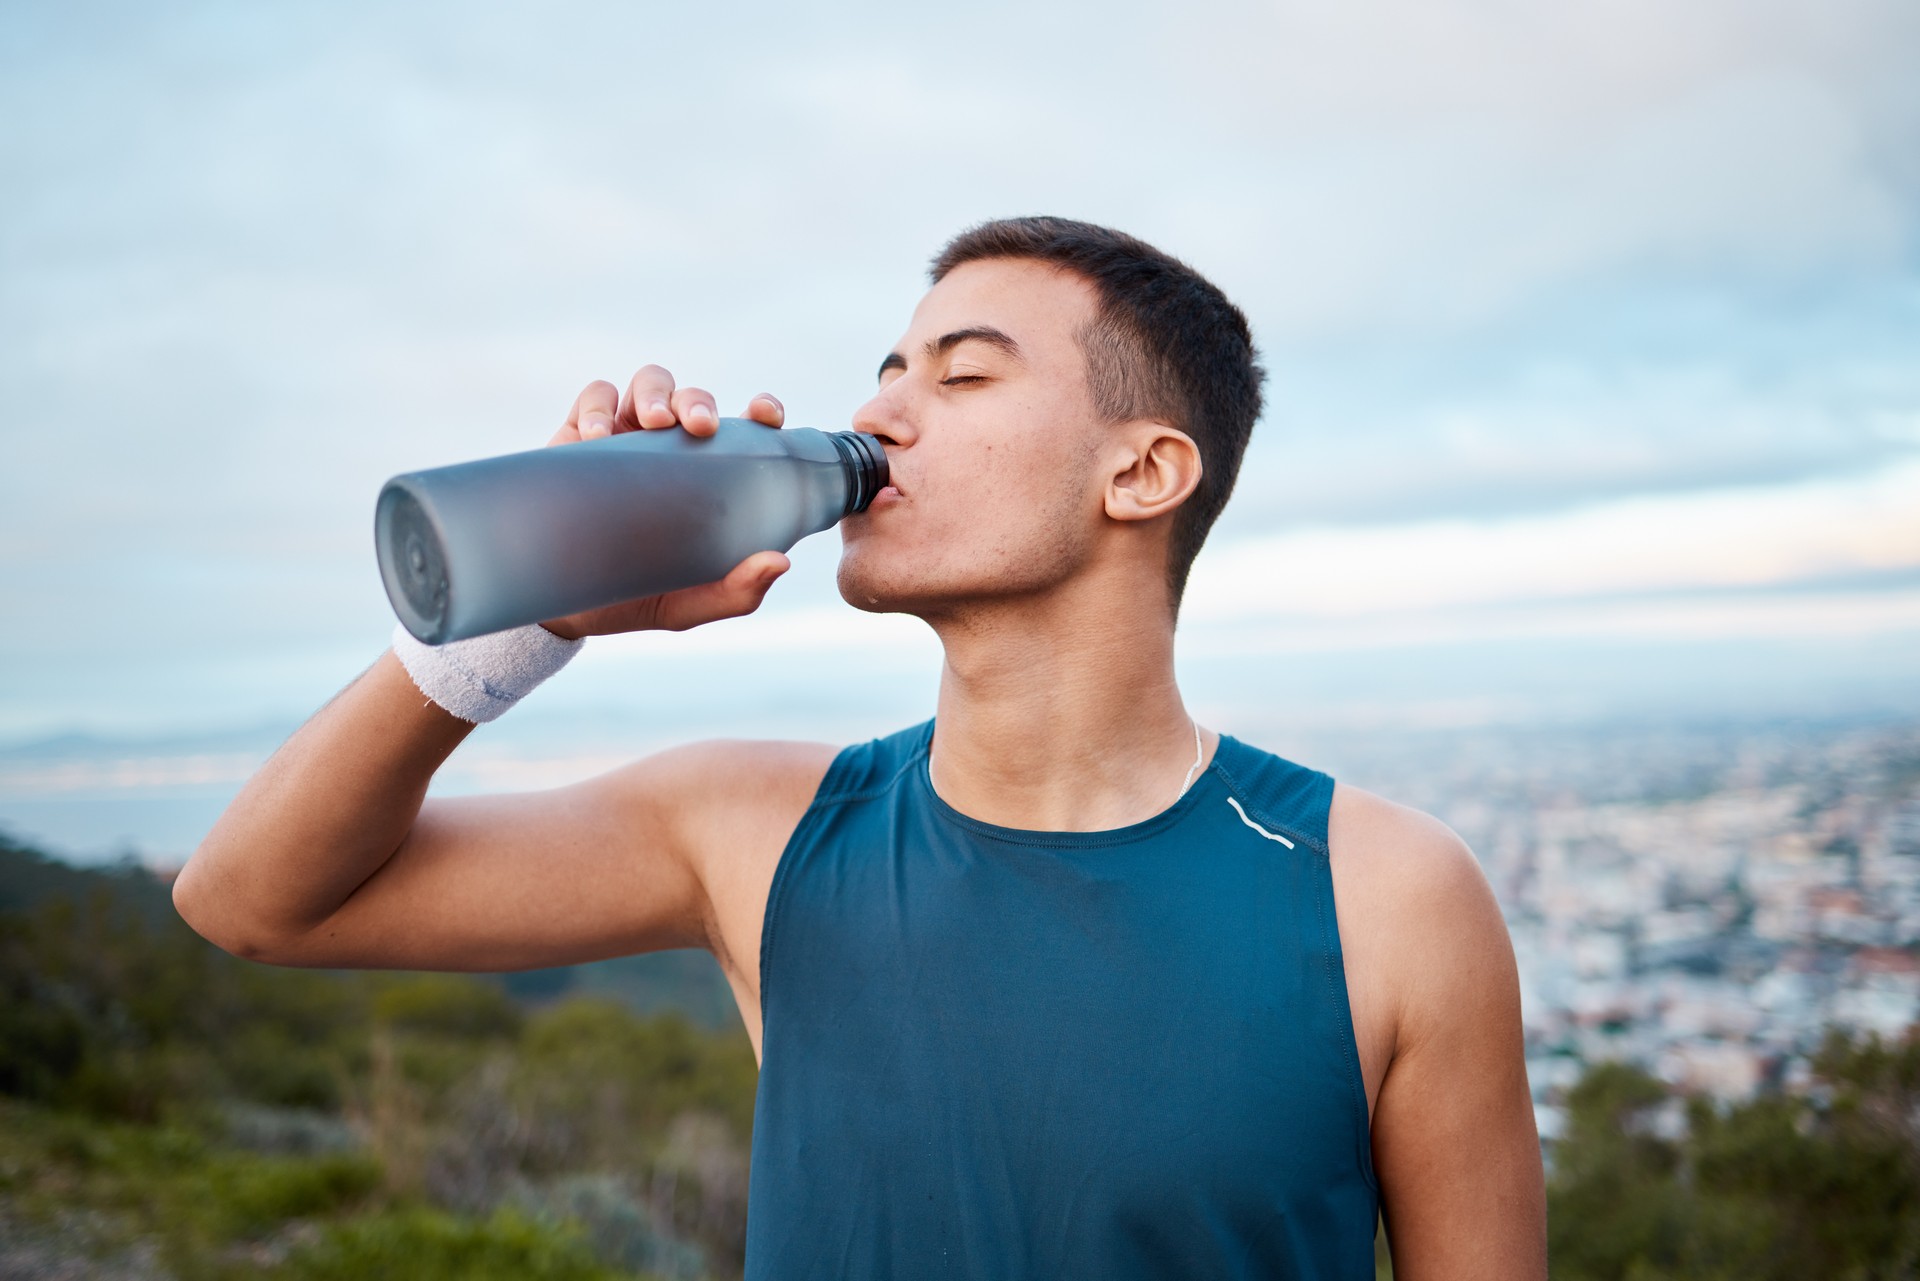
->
[921,572,1217,831]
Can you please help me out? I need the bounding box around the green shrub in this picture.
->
[1548,1034,1920,1280]
[283,1206,631,1281]
[0,840,749,1275]
[374,974,523,1042]
[517,998,757,1148]
[221,1031,346,1111]
[207,1151,383,1236]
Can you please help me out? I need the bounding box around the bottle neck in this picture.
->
[828,431,890,516]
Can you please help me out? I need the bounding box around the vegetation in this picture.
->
[0,831,754,1279]
[3,829,1917,1277]
[1543,1039,1920,1280]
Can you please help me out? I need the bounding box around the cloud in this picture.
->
[3,0,1918,741]
[1188,458,1920,621]
[1222,277,1920,530]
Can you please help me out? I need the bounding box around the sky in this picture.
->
[2,0,1917,859]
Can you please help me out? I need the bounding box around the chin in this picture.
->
[834,546,957,616]
[837,556,1054,623]
[835,556,908,614]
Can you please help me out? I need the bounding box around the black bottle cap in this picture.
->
[828,431,891,516]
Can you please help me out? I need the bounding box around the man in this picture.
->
[175,216,1546,1278]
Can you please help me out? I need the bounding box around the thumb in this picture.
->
[724,550,790,611]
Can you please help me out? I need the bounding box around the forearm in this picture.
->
[172,648,475,955]
[173,368,789,962]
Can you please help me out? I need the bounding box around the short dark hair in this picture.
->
[930,216,1265,616]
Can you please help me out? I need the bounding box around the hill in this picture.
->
[0,829,758,1278]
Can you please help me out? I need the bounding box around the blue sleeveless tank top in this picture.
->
[744,718,1379,1279]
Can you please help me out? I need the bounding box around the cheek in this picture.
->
[943,448,1095,569]
[930,442,1064,537]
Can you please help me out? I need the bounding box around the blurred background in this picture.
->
[2,1,1916,1277]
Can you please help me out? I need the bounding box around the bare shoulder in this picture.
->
[606,736,842,870]
[1326,782,1495,922]
[1326,781,1516,1056]
[601,736,841,991]
[621,735,843,803]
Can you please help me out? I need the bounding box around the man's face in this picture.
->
[837,257,1111,616]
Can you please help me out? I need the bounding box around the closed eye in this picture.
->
[940,375,987,386]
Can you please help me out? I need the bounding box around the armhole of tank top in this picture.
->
[758,742,854,1008]
[1320,783,1382,1206]
[1312,777,1383,1202]
[1215,752,1380,1200]
[756,738,914,1010]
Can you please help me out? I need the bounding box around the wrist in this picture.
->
[389,620,585,724]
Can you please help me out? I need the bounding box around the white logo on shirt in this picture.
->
[1226,795,1296,848]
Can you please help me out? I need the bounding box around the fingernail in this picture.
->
[692,404,715,424]
[649,399,668,419]
[584,416,610,437]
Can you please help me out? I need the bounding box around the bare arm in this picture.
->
[1331,788,1547,1280]
[172,370,811,971]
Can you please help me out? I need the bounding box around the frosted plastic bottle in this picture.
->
[375,418,889,644]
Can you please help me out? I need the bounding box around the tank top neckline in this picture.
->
[908,717,1245,849]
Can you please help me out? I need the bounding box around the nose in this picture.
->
[851,384,916,451]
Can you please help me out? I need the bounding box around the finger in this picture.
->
[617,365,680,432]
[742,392,785,428]
[670,385,721,437]
[554,379,620,445]
[653,551,789,631]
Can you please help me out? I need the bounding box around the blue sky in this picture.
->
[2,0,1917,857]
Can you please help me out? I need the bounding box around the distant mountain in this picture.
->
[0,719,297,761]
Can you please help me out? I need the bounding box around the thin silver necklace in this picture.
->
[932,717,1207,809]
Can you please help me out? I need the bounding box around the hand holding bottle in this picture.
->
[375,363,886,644]
[536,365,792,640]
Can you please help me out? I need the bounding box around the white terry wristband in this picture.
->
[389,620,585,724]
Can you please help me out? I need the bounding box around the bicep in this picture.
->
[1368,831,1546,1280]
[288,772,702,971]
[262,748,715,972]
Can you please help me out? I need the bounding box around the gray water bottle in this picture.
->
[375,419,889,643]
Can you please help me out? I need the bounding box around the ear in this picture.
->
[1103,422,1203,523]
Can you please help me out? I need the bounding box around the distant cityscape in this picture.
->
[1268,713,1920,1143]
[5,707,1918,1147]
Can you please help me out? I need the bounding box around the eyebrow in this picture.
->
[876,325,1025,381]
